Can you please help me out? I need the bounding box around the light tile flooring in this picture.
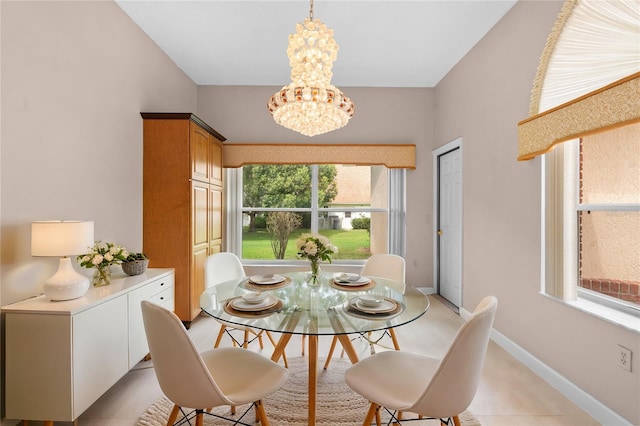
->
[20,296,600,426]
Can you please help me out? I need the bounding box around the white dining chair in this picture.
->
[323,254,406,369]
[345,296,498,426]
[205,252,287,367]
[141,300,289,426]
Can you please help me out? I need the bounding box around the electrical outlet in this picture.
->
[618,345,632,372]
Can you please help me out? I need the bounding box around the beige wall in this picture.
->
[1,0,638,424]
[0,0,197,306]
[435,1,639,423]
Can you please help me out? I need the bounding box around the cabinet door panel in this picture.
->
[192,181,209,248]
[210,138,223,186]
[128,274,175,368]
[190,122,210,182]
[210,186,223,242]
[5,314,73,421]
[73,296,128,418]
[191,246,208,319]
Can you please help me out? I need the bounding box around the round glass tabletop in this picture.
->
[200,271,430,336]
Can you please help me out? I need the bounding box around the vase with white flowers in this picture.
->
[78,241,128,287]
[296,233,337,286]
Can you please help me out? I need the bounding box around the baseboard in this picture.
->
[460,307,631,426]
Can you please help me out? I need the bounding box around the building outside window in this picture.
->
[576,123,640,309]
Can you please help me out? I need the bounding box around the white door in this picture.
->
[437,146,462,307]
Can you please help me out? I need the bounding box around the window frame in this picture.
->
[225,165,406,267]
[543,138,640,329]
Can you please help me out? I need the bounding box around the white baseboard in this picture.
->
[460,307,632,426]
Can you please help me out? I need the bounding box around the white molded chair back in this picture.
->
[141,300,228,410]
[362,254,406,291]
[410,296,498,417]
[205,252,245,288]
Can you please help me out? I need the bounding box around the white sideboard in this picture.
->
[2,268,174,423]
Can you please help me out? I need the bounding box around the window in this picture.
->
[545,122,640,320]
[577,124,640,310]
[226,164,405,264]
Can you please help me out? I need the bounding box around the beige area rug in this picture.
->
[138,357,480,426]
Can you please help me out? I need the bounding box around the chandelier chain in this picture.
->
[309,0,314,20]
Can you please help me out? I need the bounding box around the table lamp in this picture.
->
[31,220,95,301]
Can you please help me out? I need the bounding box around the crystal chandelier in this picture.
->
[267,0,354,137]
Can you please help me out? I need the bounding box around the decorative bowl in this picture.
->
[359,294,384,308]
[122,259,149,276]
[242,291,268,304]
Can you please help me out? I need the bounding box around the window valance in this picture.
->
[222,144,416,169]
[517,72,640,161]
[517,0,640,161]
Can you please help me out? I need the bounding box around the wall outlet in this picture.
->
[618,345,632,372]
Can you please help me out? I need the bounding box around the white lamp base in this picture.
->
[44,257,90,301]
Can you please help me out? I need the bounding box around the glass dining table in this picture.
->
[199,270,430,425]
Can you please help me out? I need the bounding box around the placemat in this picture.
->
[223,296,284,318]
[244,276,292,291]
[344,296,404,320]
[329,278,377,292]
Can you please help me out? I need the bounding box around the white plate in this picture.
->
[249,274,286,285]
[352,297,397,313]
[231,296,278,311]
[333,273,371,286]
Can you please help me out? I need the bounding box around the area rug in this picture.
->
[138,357,481,426]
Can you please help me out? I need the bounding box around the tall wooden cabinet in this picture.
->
[141,113,225,325]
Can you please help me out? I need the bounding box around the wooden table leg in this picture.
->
[270,332,293,364]
[308,335,318,425]
[336,334,359,364]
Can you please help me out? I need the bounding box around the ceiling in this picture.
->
[115,1,518,88]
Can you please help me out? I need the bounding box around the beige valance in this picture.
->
[222,144,416,169]
[517,72,640,161]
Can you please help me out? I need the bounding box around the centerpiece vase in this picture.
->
[92,266,111,287]
[309,259,321,286]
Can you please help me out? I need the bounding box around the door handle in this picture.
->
[437,229,443,236]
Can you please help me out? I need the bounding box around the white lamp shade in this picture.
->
[31,221,94,256]
[31,220,94,301]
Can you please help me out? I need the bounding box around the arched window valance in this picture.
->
[517,0,640,161]
[222,143,416,169]
[518,72,640,161]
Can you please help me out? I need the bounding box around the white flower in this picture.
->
[91,254,104,265]
[304,242,318,256]
[104,253,114,262]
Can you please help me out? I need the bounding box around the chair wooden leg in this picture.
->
[375,407,382,426]
[363,403,379,426]
[389,328,400,350]
[255,400,270,426]
[301,335,306,355]
[323,336,339,369]
[195,410,204,426]
[257,331,264,349]
[166,404,180,426]
[243,330,250,348]
[214,325,226,348]
[231,405,236,415]
[452,415,461,426]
